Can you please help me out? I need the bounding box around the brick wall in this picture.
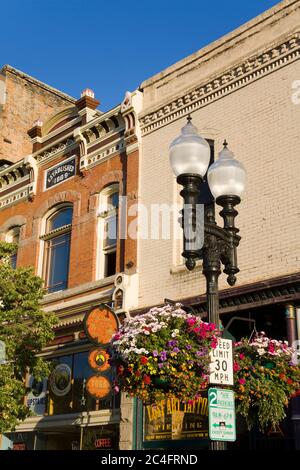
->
[0,66,75,163]
[137,0,300,309]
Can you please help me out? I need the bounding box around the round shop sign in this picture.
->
[88,348,110,372]
[86,375,112,399]
[84,304,119,345]
[50,364,72,397]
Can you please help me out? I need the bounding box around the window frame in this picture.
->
[40,204,73,294]
[97,184,119,280]
[6,226,21,268]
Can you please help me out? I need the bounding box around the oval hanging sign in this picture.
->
[88,348,110,372]
[86,375,112,399]
[84,304,119,345]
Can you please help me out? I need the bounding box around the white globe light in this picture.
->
[169,118,211,177]
[207,143,246,199]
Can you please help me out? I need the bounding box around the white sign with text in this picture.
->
[209,338,234,386]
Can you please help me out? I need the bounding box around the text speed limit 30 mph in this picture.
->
[209,338,234,386]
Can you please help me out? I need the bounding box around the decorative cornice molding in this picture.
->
[80,138,125,171]
[34,138,77,166]
[139,32,300,135]
[0,182,35,210]
[0,160,30,191]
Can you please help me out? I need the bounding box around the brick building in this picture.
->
[0,76,142,449]
[0,65,75,164]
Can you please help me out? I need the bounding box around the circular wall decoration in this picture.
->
[84,304,119,345]
[49,364,72,397]
[88,348,110,372]
[86,375,112,399]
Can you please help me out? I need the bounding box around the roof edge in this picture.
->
[140,0,299,89]
[1,64,76,104]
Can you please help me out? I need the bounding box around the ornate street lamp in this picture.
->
[170,117,246,450]
[169,116,246,327]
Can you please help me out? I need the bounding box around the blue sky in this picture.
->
[1,0,280,111]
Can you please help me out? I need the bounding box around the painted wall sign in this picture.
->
[86,375,111,399]
[45,156,76,189]
[88,348,110,372]
[143,394,208,441]
[49,364,72,396]
[84,304,119,345]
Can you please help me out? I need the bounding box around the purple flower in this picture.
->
[160,351,167,361]
[167,340,178,347]
[173,347,180,353]
[186,344,192,350]
[158,363,164,369]
[153,350,158,357]
[196,348,207,357]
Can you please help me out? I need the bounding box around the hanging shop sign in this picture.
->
[49,363,72,397]
[86,375,112,399]
[208,388,236,442]
[84,304,119,346]
[45,156,76,190]
[209,338,234,386]
[26,376,47,415]
[144,394,208,442]
[88,348,110,372]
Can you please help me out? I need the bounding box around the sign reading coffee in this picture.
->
[45,156,76,189]
[144,394,209,441]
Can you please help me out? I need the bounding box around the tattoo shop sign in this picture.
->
[45,156,76,189]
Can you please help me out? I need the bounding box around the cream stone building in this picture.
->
[128,0,300,448]
[136,0,300,323]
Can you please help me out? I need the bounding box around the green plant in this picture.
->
[0,242,57,432]
[110,304,218,403]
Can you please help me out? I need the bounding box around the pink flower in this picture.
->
[239,353,245,360]
[114,385,120,393]
[239,378,246,385]
[233,362,240,372]
[187,318,196,326]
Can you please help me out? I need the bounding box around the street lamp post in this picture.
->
[169,116,246,451]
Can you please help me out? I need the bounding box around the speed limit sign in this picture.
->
[209,338,234,385]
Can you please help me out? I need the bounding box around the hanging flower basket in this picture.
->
[233,332,300,432]
[109,304,218,404]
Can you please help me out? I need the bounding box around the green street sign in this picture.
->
[208,388,236,442]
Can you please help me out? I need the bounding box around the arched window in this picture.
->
[41,206,73,293]
[97,185,119,279]
[6,226,20,268]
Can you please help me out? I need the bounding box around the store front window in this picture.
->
[47,350,120,415]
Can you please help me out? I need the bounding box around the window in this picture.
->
[98,185,119,278]
[6,226,20,268]
[46,351,120,416]
[42,206,72,293]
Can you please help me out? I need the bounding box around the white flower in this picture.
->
[257,348,265,356]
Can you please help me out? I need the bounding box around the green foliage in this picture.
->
[0,241,57,433]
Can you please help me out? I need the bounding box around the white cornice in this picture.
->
[139,32,300,135]
[141,0,300,90]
